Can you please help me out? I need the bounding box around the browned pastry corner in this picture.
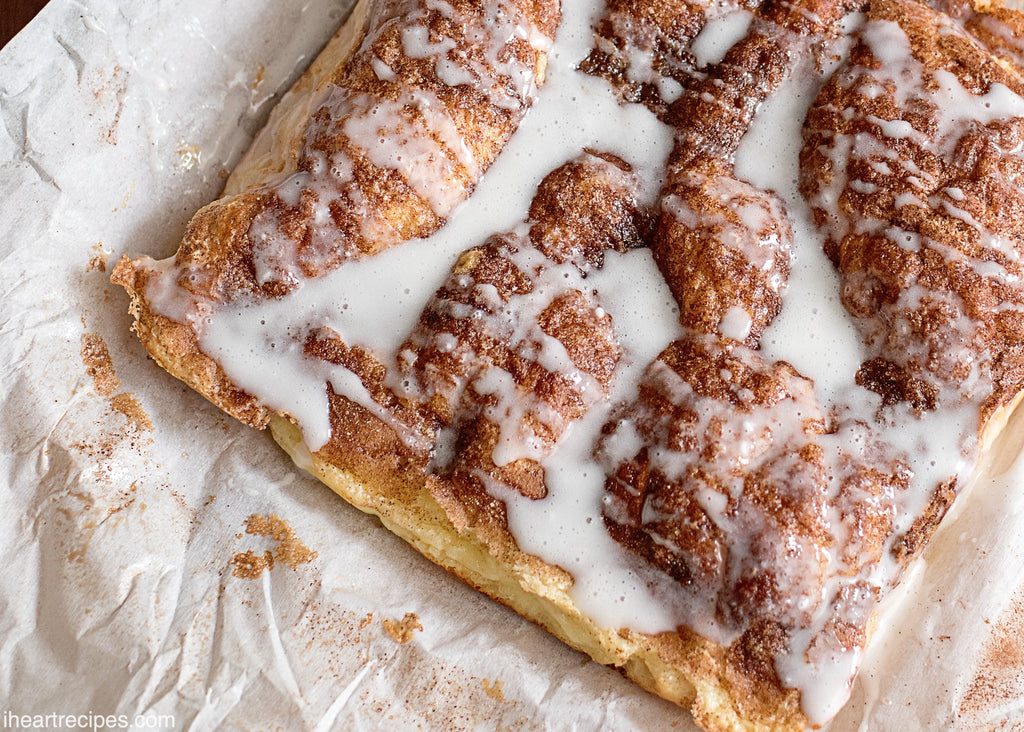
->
[114,0,1024,730]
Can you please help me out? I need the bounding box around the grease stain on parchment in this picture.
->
[86,64,127,145]
[176,139,202,171]
[361,654,535,731]
[280,595,539,731]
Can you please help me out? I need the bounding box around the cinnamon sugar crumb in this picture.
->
[80,332,153,432]
[231,513,317,579]
[231,550,275,579]
[383,612,423,644]
[81,333,121,397]
[481,678,506,702]
[87,242,111,272]
[110,392,153,431]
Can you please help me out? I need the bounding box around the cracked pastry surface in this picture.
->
[114,0,1024,729]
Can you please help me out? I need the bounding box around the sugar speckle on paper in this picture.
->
[959,586,1024,723]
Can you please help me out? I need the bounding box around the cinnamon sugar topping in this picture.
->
[81,332,154,431]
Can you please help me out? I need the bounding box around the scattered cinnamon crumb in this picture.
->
[81,333,121,397]
[103,481,139,520]
[359,612,375,630]
[80,332,153,432]
[87,242,111,272]
[481,678,506,702]
[246,513,317,568]
[383,612,423,644]
[231,550,275,579]
[110,392,153,431]
[231,513,317,578]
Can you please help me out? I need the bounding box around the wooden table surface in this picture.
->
[2,0,50,50]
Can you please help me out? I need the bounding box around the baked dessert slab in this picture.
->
[113,0,1024,729]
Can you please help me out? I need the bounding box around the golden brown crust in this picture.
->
[602,337,830,621]
[578,0,715,119]
[271,413,810,732]
[528,150,647,266]
[399,152,636,535]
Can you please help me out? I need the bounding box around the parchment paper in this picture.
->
[2,2,1024,729]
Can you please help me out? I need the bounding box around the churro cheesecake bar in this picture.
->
[114,0,1024,727]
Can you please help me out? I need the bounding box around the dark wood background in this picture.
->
[2,0,50,50]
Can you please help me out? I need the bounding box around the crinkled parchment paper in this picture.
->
[2,2,1024,730]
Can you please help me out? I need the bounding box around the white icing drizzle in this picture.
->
[341,89,475,210]
[738,36,862,402]
[237,0,557,288]
[147,0,677,456]
[805,15,1024,412]
[719,304,752,341]
[197,241,449,450]
[583,0,747,114]
[662,173,791,279]
[731,34,895,727]
[690,9,753,68]
[164,0,679,636]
